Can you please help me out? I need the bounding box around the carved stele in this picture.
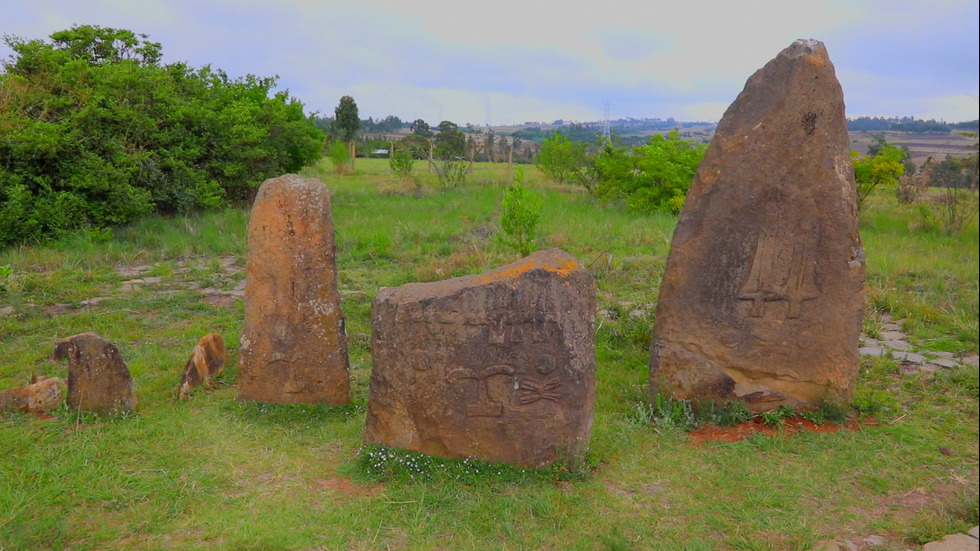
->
[238,174,350,405]
[649,40,865,411]
[53,333,137,415]
[364,249,596,467]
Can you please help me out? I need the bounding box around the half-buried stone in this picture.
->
[364,249,596,468]
[649,39,865,412]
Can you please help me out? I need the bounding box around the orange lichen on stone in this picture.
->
[474,251,581,284]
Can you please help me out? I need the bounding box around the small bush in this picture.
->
[389,147,414,179]
[498,167,543,256]
[328,140,351,175]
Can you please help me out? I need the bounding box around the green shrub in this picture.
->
[498,167,543,256]
[592,130,705,214]
[389,147,414,179]
[328,140,350,175]
[0,25,323,248]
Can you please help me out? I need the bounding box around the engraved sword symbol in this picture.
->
[738,234,818,319]
[447,364,515,417]
[518,377,561,404]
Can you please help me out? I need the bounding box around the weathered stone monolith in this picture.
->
[0,375,66,413]
[179,333,226,400]
[238,174,350,405]
[53,333,137,415]
[649,39,865,411]
[364,249,596,467]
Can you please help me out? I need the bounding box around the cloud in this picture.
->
[1,0,977,123]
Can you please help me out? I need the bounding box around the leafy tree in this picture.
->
[536,132,587,184]
[852,142,906,208]
[434,121,465,159]
[334,95,360,142]
[410,119,433,139]
[0,25,322,248]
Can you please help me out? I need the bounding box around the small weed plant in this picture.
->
[760,404,797,426]
[498,167,543,256]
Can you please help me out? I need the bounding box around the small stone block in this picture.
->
[53,332,137,415]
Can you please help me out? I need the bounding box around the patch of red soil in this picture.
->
[312,476,382,497]
[689,416,865,445]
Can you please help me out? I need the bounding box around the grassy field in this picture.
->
[1,159,977,550]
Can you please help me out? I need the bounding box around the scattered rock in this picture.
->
[968,526,978,540]
[879,330,907,342]
[929,358,959,369]
[80,297,111,307]
[961,356,979,368]
[880,339,911,351]
[179,333,227,400]
[115,265,151,278]
[859,347,886,358]
[365,248,596,467]
[892,351,926,365]
[238,174,350,405]
[52,332,137,415]
[0,375,66,413]
[931,351,955,359]
[863,535,886,546]
[0,305,15,315]
[649,39,864,412]
[923,533,980,551]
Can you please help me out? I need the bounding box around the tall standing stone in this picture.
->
[649,40,865,411]
[53,333,137,415]
[365,249,596,467]
[238,174,350,405]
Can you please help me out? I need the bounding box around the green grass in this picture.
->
[1,158,977,550]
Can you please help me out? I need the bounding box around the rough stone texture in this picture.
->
[238,174,350,405]
[364,249,596,467]
[968,526,979,540]
[53,333,137,415]
[179,333,227,400]
[0,375,66,413]
[650,39,864,412]
[923,533,980,551]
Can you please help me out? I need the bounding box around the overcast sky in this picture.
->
[2,0,978,125]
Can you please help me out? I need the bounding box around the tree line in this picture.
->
[847,116,979,133]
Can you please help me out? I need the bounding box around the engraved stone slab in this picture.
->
[53,333,137,415]
[238,174,350,405]
[649,40,865,411]
[364,249,596,467]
